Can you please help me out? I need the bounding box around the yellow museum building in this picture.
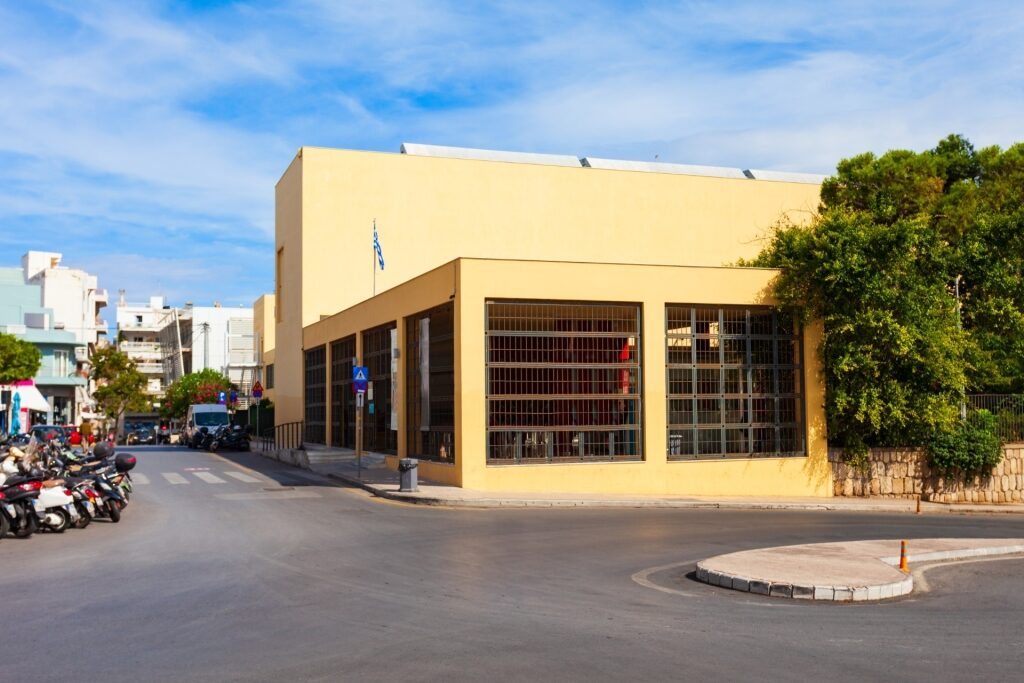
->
[272,143,832,497]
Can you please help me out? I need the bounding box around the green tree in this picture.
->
[161,368,232,419]
[746,134,1024,456]
[91,347,149,428]
[0,333,42,384]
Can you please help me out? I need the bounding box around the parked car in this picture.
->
[126,428,156,446]
[29,424,66,444]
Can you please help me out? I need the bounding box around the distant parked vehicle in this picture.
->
[126,428,155,446]
[183,405,230,448]
[29,425,66,445]
[156,421,173,445]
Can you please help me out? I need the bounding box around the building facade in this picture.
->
[115,293,171,398]
[0,252,108,428]
[253,294,276,403]
[276,143,829,496]
[160,304,257,405]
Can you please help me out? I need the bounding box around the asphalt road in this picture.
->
[3,445,1024,682]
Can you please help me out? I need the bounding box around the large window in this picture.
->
[666,306,804,460]
[330,336,356,449]
[362,323,397,454]
[486,301,642,464]
[406,303,455,463]
[304,345,326,444]
[53,350,69,377]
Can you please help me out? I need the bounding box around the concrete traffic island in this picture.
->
[696,538,1024,602]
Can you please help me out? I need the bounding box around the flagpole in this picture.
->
[372,218,376,297]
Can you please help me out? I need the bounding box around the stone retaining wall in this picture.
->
[830,443,1024,503]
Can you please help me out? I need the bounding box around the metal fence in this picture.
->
[259,420,305,451]
[967,394,1024,442]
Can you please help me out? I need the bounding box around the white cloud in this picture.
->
[1,0,1023,306]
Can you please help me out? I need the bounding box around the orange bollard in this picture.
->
[899,540,909,573]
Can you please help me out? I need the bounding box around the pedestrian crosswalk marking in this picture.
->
[193,471,226,484]
[133,473,150,485]
[225,471,261,483]
[162,472,189,485]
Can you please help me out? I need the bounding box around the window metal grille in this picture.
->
[666,306,804,460]
[406,303,455,463]
[330,336,356,449]
[362,323,398,454]
[304,345,326,445]
[486,301,643,464]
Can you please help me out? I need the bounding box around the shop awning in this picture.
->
[2,383,50,412]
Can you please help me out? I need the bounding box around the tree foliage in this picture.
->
[0,333,42,384]
[91,347,149,425]
[161,368,232,419]
[928,410,1002,478]
[746,135,1024,455]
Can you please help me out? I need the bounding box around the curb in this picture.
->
[695,563,913,602]
[320,473,1024,512]
[695,544,1024,602]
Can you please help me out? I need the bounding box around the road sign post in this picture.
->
[251,381,264,446]
[353,367,367,480]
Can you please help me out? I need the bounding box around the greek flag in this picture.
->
[373,221,385,271]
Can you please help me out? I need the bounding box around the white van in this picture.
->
[183,404,230,448]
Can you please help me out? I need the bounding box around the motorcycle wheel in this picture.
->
[74,503,92,529]
[209,440,220,452]
[45,508,71,533]
[107,500,121,523]
[13,506,38,538]
[0,512,9,539]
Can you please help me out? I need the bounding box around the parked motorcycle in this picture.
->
[209,424,251,452]
[0,436,138,536]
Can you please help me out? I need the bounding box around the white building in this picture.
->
[115,293,172,397]
[18,250,107,421]
[160,304,257,405]
[22,251,109,348]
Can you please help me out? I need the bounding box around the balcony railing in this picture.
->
[135,362,164,374]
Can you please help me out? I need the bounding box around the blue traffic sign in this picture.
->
[353,366,368,393]
[218,391,226,405]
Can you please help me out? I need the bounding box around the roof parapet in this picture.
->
[743,169,827,184]
[581,157,748,179]
[400,142,582,167]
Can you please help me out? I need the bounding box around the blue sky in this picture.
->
[1,0,1022,310]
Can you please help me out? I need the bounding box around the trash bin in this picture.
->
[398,458,419,492]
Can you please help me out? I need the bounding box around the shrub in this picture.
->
[927,410,1003,478]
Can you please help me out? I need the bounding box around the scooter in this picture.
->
[0,478,42,538]
[2,444,77,533]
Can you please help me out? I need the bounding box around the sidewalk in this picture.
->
[300,451,1024,514]
[696,538,1024,601]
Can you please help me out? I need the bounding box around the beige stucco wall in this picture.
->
[275,146,821,425]
[456,258,829,497]
[275,156,302,420]
[303,262,459,484]
[253,294,276,402]
[303,257,830,497]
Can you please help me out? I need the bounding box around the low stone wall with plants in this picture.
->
[830,443,1024,503]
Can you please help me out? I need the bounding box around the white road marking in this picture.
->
[162,472,189,485]
[193,471,227,484]
[225,471,261,483]
[133,473,150,485]
[630,560,702,598]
